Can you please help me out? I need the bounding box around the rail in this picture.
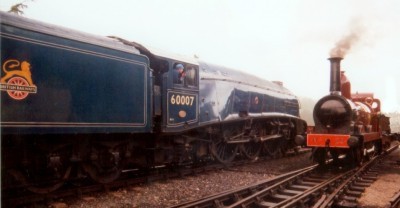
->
[172,145,399,208]
[170,165,318,208]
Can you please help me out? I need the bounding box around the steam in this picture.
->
[330,18,366,58]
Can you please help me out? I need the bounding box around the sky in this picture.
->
[1,0,400,112]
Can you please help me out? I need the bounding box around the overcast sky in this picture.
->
[1,0,399,112]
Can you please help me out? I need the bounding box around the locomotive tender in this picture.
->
[1,12,306,193]
[307,57,393,166]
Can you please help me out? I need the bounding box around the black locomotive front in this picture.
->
[313,94,353,134]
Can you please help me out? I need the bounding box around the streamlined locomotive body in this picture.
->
[1,12,306,193]
[307,57,392,165]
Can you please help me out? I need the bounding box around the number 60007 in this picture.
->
[171,94,194,106]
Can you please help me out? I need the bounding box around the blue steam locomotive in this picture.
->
[1,11,306,193]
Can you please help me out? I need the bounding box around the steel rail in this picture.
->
[270,145,399,208]
[315,144,400,208]
[170,164,318,208]
[224,166,327,208]
[389,191,400,208]
[278,169,355,208]
[173,145,399,208]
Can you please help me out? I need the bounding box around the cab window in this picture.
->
[185,66,197,86]
[173,63,198,87]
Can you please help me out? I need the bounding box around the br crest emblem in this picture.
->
[0,59,37,100]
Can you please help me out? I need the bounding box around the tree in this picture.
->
[8,0,34,15]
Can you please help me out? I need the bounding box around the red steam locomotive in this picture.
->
[307,57,393,166]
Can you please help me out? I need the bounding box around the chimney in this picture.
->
[328,57,343,94]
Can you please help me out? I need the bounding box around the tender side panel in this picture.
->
[1,23,151,134]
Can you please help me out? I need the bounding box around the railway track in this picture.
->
[171,145,399,208]
[3,162,222,207]
[2,148,310,207]
[390,191,400,208]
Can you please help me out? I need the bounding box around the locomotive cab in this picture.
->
[106,39,201,133]
[164,60,200,132]
[141,50,200,133]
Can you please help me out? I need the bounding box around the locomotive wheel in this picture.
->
[330,150,340,165]
[313,148,328,166]
[241,124,264,160]
[8,166,72,194]
[348,146,364,167]
[263,138,282,158]
[364,141,382,160]
[210,131,239,164]
[82,163,121,184]
[240,141,262,161]
[375,141,383,155]
[82,145,122,184]
[7,144,72,194]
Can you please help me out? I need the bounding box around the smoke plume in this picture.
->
[330,18,366,58]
